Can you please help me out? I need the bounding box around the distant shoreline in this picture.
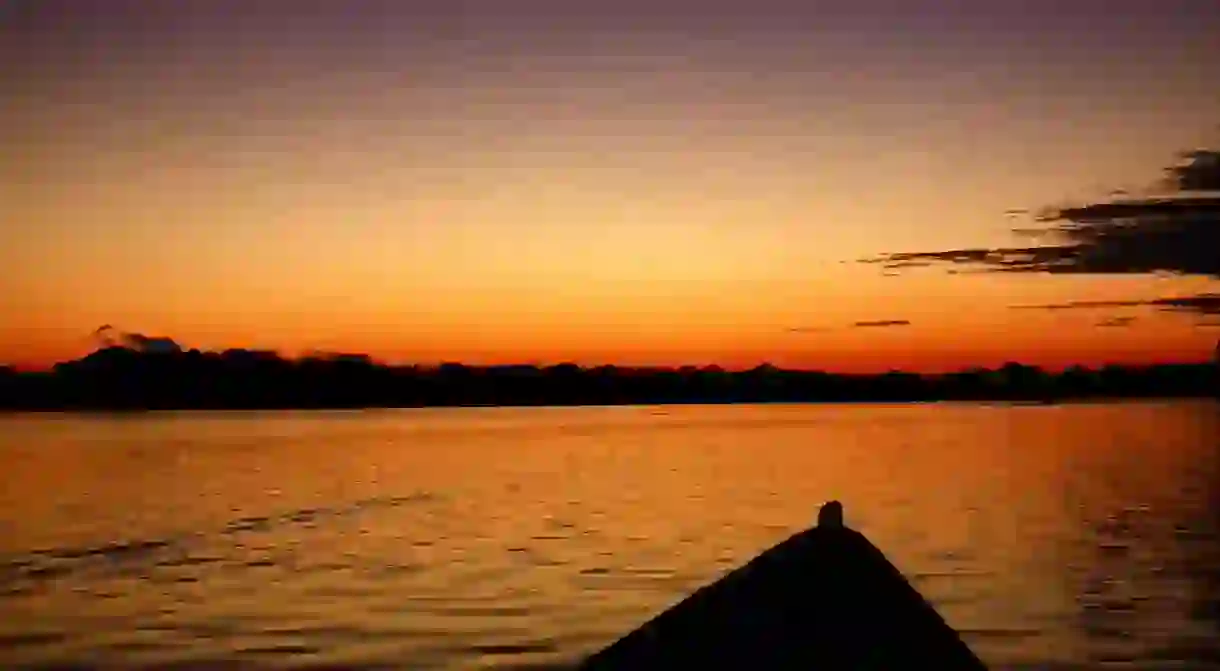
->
[0,346,1214,412]
[1,396,1215,415]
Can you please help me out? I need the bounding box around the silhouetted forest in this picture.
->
[0,341,1216,411]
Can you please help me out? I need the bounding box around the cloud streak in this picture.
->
[852,320,911,328]
[1010,293,1220,315]
[1096,316,1137,328]
[860,149,1220,314]
[787,320,913,332]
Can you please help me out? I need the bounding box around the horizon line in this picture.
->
[4,344,1215,377]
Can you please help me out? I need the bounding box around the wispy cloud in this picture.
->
[1096,316,1137,328]
[852,319,911,328]
[786,326,834,334]
[859,150,1220,314]
[1010,293,1220,315]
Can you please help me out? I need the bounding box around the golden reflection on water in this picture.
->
[0,402,1217,669]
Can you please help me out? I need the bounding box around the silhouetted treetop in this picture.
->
[1,337,1214,411]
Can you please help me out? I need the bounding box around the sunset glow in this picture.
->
[4,1,1219,372]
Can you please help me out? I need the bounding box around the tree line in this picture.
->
[0,344,1215,410]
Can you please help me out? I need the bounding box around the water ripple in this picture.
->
[0,491,442,594]
[2,403,1219,670]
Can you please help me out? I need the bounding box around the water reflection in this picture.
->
[0,402,1217,669]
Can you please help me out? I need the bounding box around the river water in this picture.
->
[1,402,1218,669]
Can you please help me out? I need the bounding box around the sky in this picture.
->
[3,0,1219,372]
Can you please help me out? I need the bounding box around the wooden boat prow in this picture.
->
[579,501,988,670]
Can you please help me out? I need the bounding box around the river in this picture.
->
[1,401,1218,669]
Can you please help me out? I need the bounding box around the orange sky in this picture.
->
[3,1,1219,373]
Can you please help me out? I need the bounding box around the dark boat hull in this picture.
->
[580,504,988,670]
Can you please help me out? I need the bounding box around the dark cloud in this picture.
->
[91,325,185,353]
[786,326,833,334]
[859,150,1220,313]
[1096,316,1137,328]
[878,259,936,270]
[1163,149,1220,192]
[124,333,183,353]
[853,319,911,328]
[1010,293,1220,315]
